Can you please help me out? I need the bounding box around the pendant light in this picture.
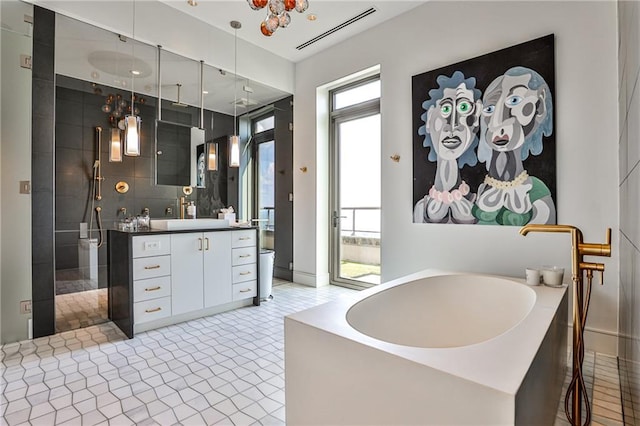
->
[229,20,241,168]
[109,128,122,162]
[206,143,218,171]
[202,59,217,172]
[124,0,141,157]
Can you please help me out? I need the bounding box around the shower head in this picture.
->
[172,83,189,107]
[93,160,100,169]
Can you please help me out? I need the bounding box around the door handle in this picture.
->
[332,213,347,227]
[205,237,210,251]
[198,237,203,251]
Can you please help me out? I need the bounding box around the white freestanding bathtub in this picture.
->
[285,270,568,425]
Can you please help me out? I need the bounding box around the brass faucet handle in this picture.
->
[579,228,612,258]
[580,262,605,285]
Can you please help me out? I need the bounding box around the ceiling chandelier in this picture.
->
[246,0,309,36]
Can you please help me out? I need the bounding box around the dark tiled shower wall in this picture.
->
[54,75,235,275]
[31,6,56,338]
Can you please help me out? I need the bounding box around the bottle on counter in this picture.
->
[187,201,196,219]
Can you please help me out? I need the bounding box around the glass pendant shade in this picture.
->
[278,12,291,28]
[295,0,309,13]
[265,14,280,32]
[124,115,141,156]
[206,142,218,171]
[109,128,122,162]
[230,135,240,168]
[260,21,274,36]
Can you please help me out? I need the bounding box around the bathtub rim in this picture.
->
[285,269,568,396]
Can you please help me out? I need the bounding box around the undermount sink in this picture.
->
[151,218,230,230]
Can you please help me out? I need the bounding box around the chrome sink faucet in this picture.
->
[519,224,611,426]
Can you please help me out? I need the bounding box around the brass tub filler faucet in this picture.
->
[519,224,611,426]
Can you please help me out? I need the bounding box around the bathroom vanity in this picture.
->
[108,227,260,338]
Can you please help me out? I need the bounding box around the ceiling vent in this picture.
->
[296,7,377,51]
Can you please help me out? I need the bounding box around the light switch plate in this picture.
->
[19,181,31,194]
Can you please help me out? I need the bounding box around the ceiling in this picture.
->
[56,14,290,115]
[52,0,426,115]
[157,0,426,63]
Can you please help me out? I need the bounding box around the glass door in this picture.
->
[252,114,276,251]
[330,77,381,288]
[257,139,275,250]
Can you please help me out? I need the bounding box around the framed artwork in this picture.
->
[412,34,556,226]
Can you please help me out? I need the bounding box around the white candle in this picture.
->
[542,267,564,286]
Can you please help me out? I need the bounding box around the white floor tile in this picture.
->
[1,282,628,425]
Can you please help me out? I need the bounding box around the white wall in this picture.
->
[294,1,619,354]
[1,0,34,343]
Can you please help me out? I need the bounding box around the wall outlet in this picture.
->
[20,300,32,314]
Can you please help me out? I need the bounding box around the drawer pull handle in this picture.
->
[240,271,252,276]
[144,265,161,270]
[240,288,252,293]
[239,254,251,258]
[239,237,251,241]
[145,286,161,292]
[145,307,162,313]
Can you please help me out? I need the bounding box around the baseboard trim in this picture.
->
[579,325,618,356]
[292,271,330,287]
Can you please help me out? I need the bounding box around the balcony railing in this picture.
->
[258,206,381,238]
[340,207,380,238]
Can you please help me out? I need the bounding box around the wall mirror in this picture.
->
[54,12,290,195]
[155,120,205,187]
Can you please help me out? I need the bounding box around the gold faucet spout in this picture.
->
[518,223,578,236]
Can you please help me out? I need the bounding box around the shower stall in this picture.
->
[54,126,108,333]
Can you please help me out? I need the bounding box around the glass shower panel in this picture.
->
[1,0,34,343]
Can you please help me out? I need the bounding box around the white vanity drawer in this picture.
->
[133,276,171,303]
[232,281,257,301]
[232,264,257,283]
[134,297,171,324]
[132,235,171,258]
[232,230,256,248]
[232,247,256,266]
[133,255,171,281]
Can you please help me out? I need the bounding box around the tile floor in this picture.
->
[55,289,109,334]
[555,352,625,425]
[1,282,628,425]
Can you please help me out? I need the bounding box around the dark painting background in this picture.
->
[412,34,556,213]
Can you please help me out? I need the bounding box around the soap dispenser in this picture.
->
[187,201,196,219]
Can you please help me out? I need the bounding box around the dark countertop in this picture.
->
[109,226,258,236]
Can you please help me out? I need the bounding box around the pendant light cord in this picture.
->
[131,0,136,111]
[233,25,238,136]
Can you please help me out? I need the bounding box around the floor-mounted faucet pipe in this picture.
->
[519,224,611,426]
